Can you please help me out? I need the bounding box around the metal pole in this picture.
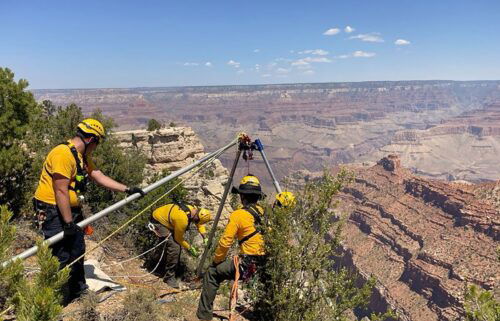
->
[254,139,282,193]
[196,148,242,276]
[2,138,238,268]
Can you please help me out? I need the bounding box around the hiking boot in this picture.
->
[164,277,179,288]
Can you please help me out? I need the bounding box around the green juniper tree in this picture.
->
[0,68,40,213]
[464,284,500,321]
[251,170,393,321]
[147,119,162,132]
[0,205,69,321]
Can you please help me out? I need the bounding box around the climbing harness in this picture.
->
[238,205,264,246]
[44,141,89,197]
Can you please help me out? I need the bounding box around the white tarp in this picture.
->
[84,259,126,293]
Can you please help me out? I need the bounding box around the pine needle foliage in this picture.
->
[251,170,387,321]
[0,205,69,321]
[464,284,500,321]
[14,240,69,321]
[0,68,39,213]
[0,205,24,315]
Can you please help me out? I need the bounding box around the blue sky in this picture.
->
[1,0,499,89]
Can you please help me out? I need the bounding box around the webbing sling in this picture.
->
[238,205,264,246]
[167,201,192,229]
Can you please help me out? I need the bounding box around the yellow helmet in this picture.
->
[77,118,106,139]
[197,208,211,224]
[231,175,262,195]
[275,191,296,208]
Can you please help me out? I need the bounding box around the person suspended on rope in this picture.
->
[148,201,211,288]
[194,175,267,321]
[33,118,145,303]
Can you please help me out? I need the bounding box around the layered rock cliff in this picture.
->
[33,81,500,188]
[336,155,499,321]
[114,127,232,219]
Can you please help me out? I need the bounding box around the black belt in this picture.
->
[33,198,81,211]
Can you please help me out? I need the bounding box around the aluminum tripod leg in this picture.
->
[254,139,282,193]
[196,149,242,276]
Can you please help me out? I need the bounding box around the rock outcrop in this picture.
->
[336,156,499,320]
[114,127,232,220]
[364,102,500,182]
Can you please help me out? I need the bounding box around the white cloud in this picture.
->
[237,69,244,74]
[304,57,332,63]
[292,56,332,66]
[253,49,260,53]
[289,50,295,53]
[323,28,340,36]
[255,64,260,71]
[353,50,376,58]
[395,39,411,46]
[276,67,290,74]
[303,70,315,75]
[205,62,212,67]
[261,73,272,78]
[291,60,310,66]
[337,54,350,59]
[344,26,355,33]
[349,33,384,43]
[183,62,199,66]
[227,60,241,68]
[298,49,329,56]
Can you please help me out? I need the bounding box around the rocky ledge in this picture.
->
[114,127,232,220]
[336,155,499,320]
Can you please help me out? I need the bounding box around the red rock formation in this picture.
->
[336,156,499,320]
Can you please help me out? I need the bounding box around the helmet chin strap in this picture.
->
[76,133,97,158]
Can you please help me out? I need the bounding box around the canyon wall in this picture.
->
[113,127,233,220]
[336,155,499,320]
[34,81,500,189]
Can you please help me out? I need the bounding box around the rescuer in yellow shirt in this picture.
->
[149,202,211,288]
[196,175,267,321]
[33,118,145,303]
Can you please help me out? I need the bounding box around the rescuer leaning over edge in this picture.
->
[33,118,145,303]
[192,175,267,321]
[148,202,212,288]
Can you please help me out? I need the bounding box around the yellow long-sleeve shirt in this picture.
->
[213,205,266,264]
[152,204,206,249]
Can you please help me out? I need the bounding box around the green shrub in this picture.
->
[0,205,69,321]
[104,289,166,321]
[464,284,500,321]
[146,119,162,132]
[251,170,391,321]
[0,68,40,214]
[0,205,24,314]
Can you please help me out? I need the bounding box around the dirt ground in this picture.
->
[60,238,251,321]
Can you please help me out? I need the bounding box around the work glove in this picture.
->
[187,246,200,258]
[63,221,82,239]
[125,186,146,197]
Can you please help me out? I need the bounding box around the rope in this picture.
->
[67,147,225,268]
[106,238,167,278]
[101,236,168,268]
[229,256,240,321]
